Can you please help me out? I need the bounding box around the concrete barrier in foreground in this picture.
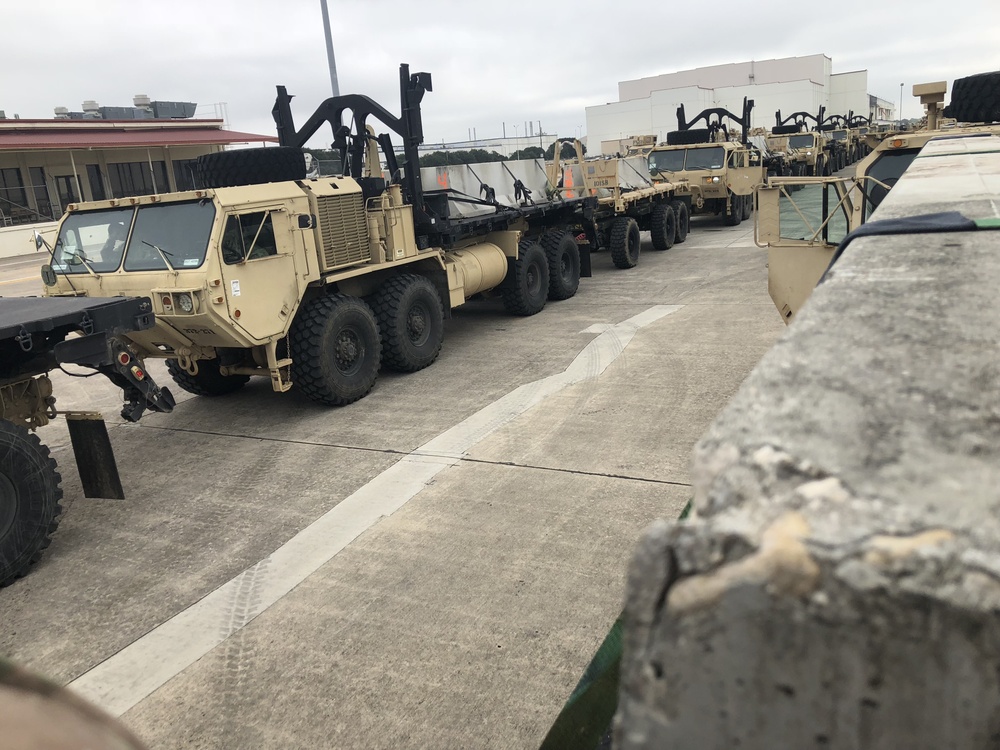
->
[616,136,1000,748]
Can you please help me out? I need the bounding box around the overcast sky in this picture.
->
[4,1,998,148]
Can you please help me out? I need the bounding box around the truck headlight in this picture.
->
[177,293,194,313]
[806,151,812,156]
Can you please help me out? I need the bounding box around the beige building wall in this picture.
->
[618,55,831,101]
[829,70,871,120]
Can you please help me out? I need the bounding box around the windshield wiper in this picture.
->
[141,240,177,272]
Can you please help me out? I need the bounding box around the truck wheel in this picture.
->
[0,420,62,587]
[372,274,444,372]
[650,203,676,251]
[195,147,307,189]
[609,217,641,269]
[290,294,381,405]
[812,158,825,177]
[742,192,753,220]
[944,71,1000,123]
[501,239,550,316]
[671,200,690,243]
[541,231,580,301]
[166,358,250,397]
[724,194,743,226]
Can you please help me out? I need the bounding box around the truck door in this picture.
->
[219,208,301,342]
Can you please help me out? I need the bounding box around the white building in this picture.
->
[588,54,896,156]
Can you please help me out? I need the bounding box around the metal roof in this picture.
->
[0,120,277,151]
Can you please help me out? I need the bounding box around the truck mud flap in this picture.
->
[65,412,124,500]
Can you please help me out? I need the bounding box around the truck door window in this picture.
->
[222,211,278,265]
[777,183,849,245]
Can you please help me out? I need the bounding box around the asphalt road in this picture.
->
[0,214,786,749]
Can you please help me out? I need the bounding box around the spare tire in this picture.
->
[944,71,1000,123]
[772,124,803,136]
[196,147,307,188]
[666,129,712,145]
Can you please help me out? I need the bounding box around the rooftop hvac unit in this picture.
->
[54,107,70,118]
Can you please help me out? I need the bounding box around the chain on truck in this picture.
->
[754,72,1000,323]
[647,98,764,227]
[40,64,600,410]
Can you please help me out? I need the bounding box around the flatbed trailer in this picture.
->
[0,294,174,585]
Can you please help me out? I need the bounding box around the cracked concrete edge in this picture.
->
[615,442,1000,748]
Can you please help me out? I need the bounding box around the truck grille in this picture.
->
[315,193,369,272]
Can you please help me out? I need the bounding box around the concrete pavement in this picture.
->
[0,214,784,748]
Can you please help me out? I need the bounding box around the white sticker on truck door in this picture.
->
[231,279,241,296]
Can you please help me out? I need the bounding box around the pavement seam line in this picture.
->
[65,304,683,716]
[121,425,691,487]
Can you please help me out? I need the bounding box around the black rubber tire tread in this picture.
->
[812,157,825,178]
[649,202,676,251]
[742,191,753,220]
[609,217,641,269]
[165,357,250,396]
[0,419,62,587]
[944,71,1000,123]
[371,274,444,372]
[541,231,581,301]
[196,147,307,189]
[290,294,381,405]
[501,239,550,316]
[671,200,690,243]
[666,129,711,145]
[724,193,743,226]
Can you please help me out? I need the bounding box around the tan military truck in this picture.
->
[647,98,764,226]
[545,138,692,268]
[756,73,1000,323]
[42,65,593,407]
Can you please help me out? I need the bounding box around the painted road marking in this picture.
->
[0,275,38,285]
[67,304,684,715]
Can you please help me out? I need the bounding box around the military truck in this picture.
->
[544,138,692,268]
[647,98,764,226]
[755,72,1000,323]
[772,109,836,177]
[41,65,594,408]
[0,292,174,585]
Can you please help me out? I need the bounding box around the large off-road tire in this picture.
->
[944,71,1000,123]
[196,147,307,188]
[742,191,753,221]
[650,202,677,251]
[609,217,641,269]
[166,357,250,397]
[671,200,690,243]
[290,294,381,405]
[812,157,825,177]
[501,239,549,316]
[666,129,711,145]
[541,231,580,301]
[0,420,62,587]
[371,274,444,372]
[724,193,743,226]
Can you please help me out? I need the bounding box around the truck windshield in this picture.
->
[864,149,920,218]
[123,201,217,271]
[685,147,725,170]
[648,150,686,173]
[830,130,847,140]
[53,207,135,273]
[789,135,815,149]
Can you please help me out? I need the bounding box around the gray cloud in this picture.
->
[5,0,998,147]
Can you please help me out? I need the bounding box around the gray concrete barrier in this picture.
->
[616,135,1000,748]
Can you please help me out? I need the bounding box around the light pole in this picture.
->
[899,82,904,129]
[575,124,583,139]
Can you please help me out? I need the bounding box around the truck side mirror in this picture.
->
[33,230,46,250]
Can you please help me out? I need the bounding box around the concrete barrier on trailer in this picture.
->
[616,135,1000,748]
